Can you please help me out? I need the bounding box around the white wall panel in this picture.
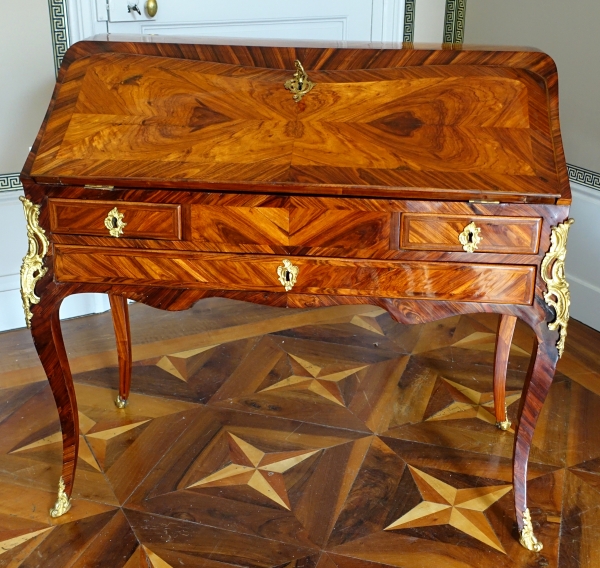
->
[567,183,600,331]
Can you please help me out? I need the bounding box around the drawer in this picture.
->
[55,247,536,306]
[191,206,390,251]
[49,199,181,240]
[400,214,542,254]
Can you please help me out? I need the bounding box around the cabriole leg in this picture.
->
[493,314,517,430]
[30,295,78,518]
[109,294,132,409]
[513,330,558,552]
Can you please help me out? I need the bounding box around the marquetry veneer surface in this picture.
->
[0,300,598,567]
[28,38,569,202]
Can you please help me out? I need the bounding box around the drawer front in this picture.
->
[55,247,535,305]
[191,206,390,251]
[400,214,542,254]
[49,199,181,240]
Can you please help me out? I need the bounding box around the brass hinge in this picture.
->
[84,184,114,190]
[469,199,500,204]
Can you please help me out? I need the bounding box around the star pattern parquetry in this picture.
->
[258,353,366,406]
[425,378,521,431]
[187,433,319,510]
[385,465,512,553]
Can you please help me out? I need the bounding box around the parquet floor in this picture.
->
[0,299,599,567]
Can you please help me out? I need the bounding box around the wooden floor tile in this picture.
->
[1,300,600,566]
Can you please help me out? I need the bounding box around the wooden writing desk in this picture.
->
[20,36,573,552]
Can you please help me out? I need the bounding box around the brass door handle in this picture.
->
[458,221,482,253]
[146,0,158,17]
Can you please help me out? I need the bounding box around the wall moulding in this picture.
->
[0,174,23,193]
[567,164,600,193]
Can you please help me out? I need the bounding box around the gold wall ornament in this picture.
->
[284,60,314,102]
[519,508,543,552]
[541,219,574,358]
[49,477,72,518]
[277,259,299,291]
[458,221,482,253]
[104,207,127,237]
[19,197,49,328]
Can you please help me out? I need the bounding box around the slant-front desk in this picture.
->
[20,36,573,552]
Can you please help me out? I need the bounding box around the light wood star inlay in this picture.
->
[258,353,366,406]
[385,465,512,553]
[426,378,521,431]
[188,433,318,510]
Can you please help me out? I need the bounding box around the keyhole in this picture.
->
[112,216,118,229]
[468,231,474,243]
[285,270,291,282]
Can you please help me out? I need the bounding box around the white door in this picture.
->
[104,0,404,43]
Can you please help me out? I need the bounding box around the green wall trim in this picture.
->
[403,0,415,43]
[443,0,467,44]
[48,0,70,76]
[568,164,600,192]
[0,174,23,193]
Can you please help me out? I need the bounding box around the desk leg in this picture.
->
[30,293,78,518]
[109,295,132,409]
[513,327,558,552]
[493,314,517,430]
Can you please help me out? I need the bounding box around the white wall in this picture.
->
[413,0,446,43]
[0,0,55,331]
[465,0,600,172]
[568,184,600,331]
[0,0,110,332]
[465,0,600,331]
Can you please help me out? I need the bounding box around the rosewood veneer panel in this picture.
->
[25,40,569,203]
[49,199,181,240]
[54,247,536,305]
[400,214,542,254]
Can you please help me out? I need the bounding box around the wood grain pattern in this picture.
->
[29,282,79,501]
[23,40,570,204]
[55,247,536,306]
[19,38,574,553]
[493,314,518,425]
[49,199,181,240]
[108,294,132,404]
[3,302,600,566]
[192,206,390,252]
[400,214,542,254]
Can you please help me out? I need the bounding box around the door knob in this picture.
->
[146,0,158,17]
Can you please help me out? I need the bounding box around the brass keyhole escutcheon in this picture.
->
[277,259,299,291]
[284,60,314,102]
[458,221,482,253]
[104,207,127,237]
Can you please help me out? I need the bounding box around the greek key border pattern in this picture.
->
[403,0,415,43]
[0,174,23,193]
[443,0,467,44]
[48,0,71,76]
[568,164,600,192]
